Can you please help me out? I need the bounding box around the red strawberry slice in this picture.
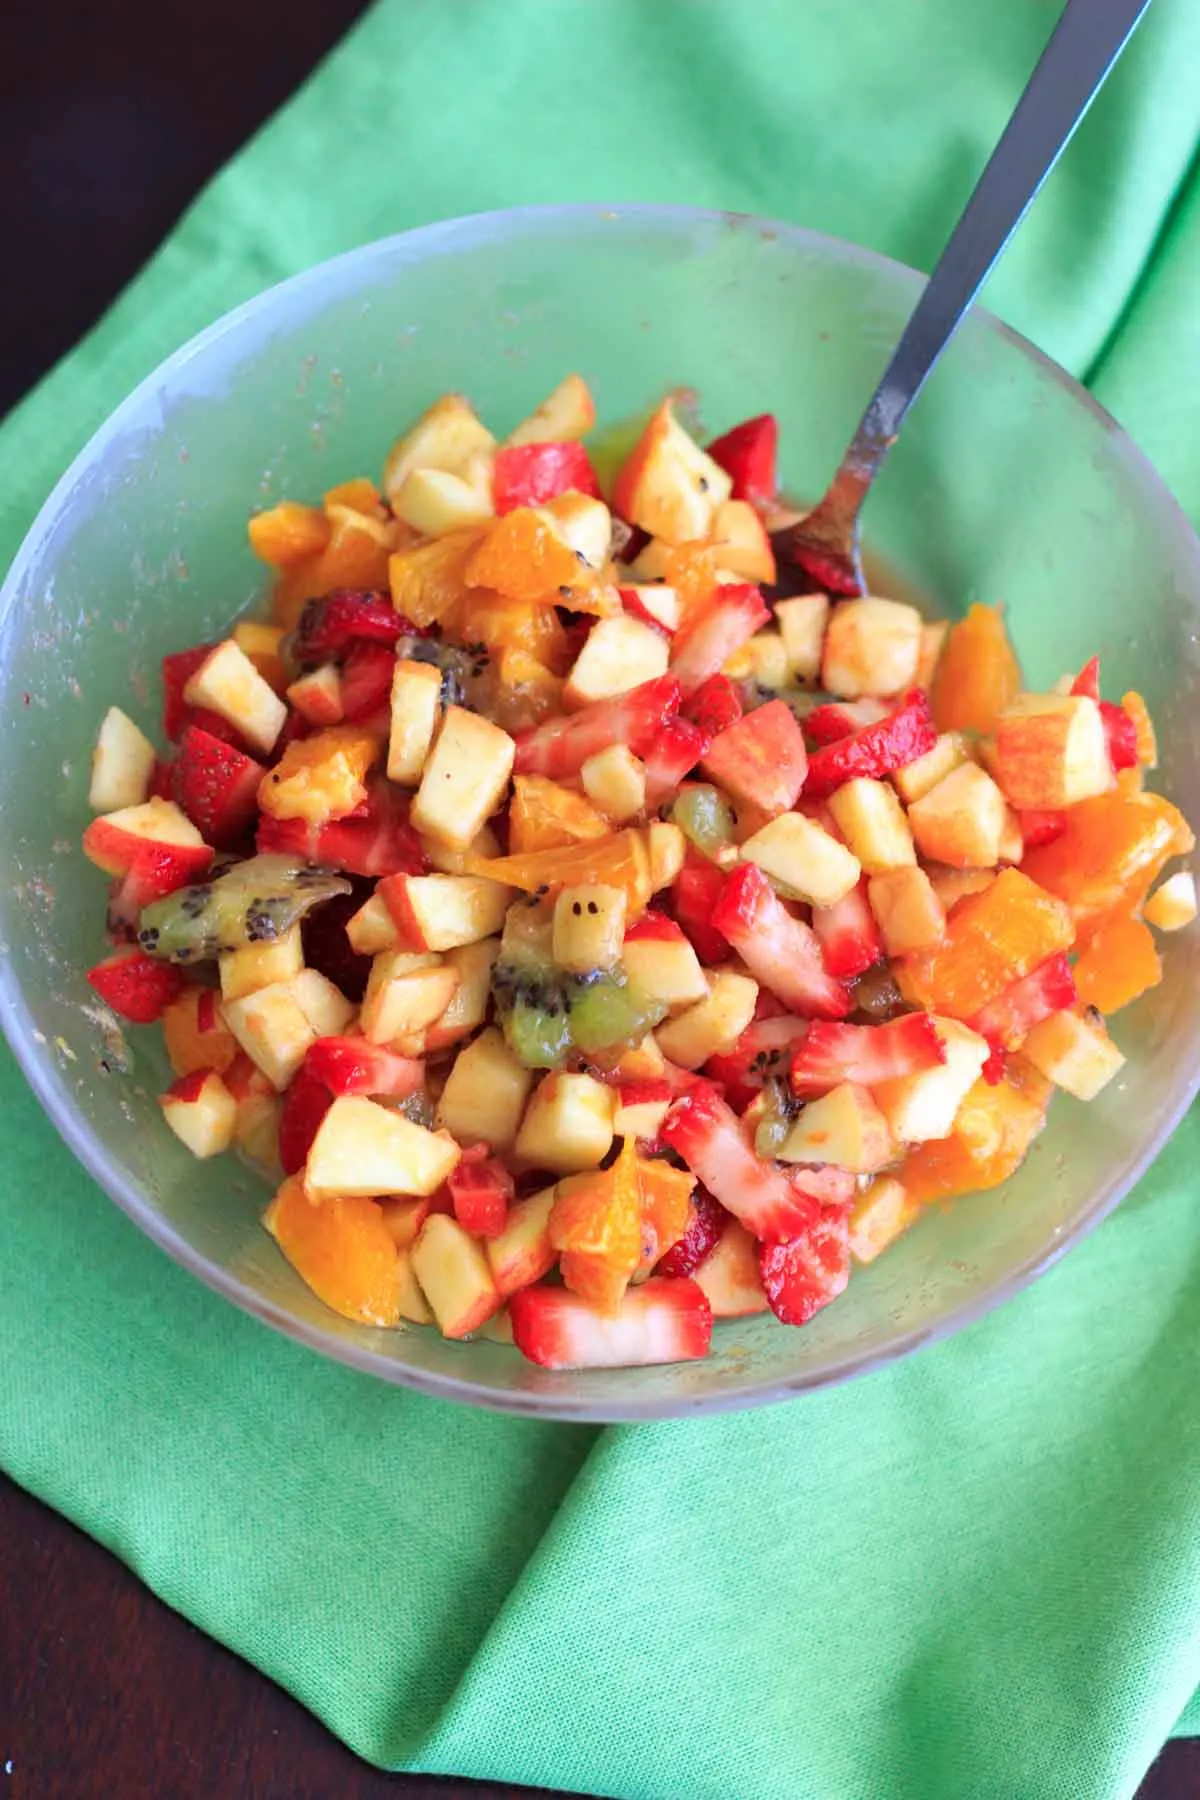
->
[759,1210,851,1326]
[1070,656,1101,703]
[148,758,176,801]
[1016,808,1067,850]
[804,689,937,799]
[803,698,889,745]
[981,1044,1007,1086]
[447,1156,515,1239]
[174,726,264,848]
[669,584,769,691]
[278,1066,334,1176]
[967,951,1078,1052]
[705,1015,809,1109]
[700,699,808,815]
[257,783,427,876]
[641,717,710,812]
[671,851,730,965]
[293,589,409,662]
[685,673,743,737]
[303,1034,424,1098]
[340,641,396,723]
[106,841,216,925]
[1099,700,1139,771]
[711,863,851,1019]
[655,1185,730,1277]
[86,949,184,1023]
[162,644,215,740]
[811,879,885,980]
[790,1015,946,1096]
[705,414,777,508]
[510,1276,712,1370]
[492,441,601,513]
[661,1086,823,1242]
[513,674,683,778]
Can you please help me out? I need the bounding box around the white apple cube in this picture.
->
[622,930,708,1011]
[867,867,946,956]
[437,1026,533,1147]
[774,594,829,684]
[82,797,209,876]
[993,694,1113,809]
[563,616,669,708]
[182,639,286,755]
[305,1094,461,1199]
[219,924,305,1003]
[387,659,443,786]
[613,1089,672,1139]
[222,980,318,1091]
[873,1017,990,1143]
[643,821,686,891]
[552,884,627,973]
[386,873,511,951]
[395,466,493,536]
[287,664,344,727]
[292,968,356,1039]
[926,866,997,913]
[360,950,458,1045]
[160,1071,237,1159]
[907,762,1009,869]
[423,937,500,1051]
[581,745,647,823]
[346,893,400,955]
[892,732,971,805]
[395,1250,433,1326]
[655,970,758,1069]
[1144,871,1197,932]
[514,1072,615,1173]
[410,705,515,849]
[828,778,916,872]
[821,598,922,698]
[620,585,681,633]
[848,1176,919,1264]
[506,373,596,446]
[779,1081,895,1173]
[915,620,949,690]
[410,1213,501,1338]
[383,393,496,502]
[739,811,861,908]
[88,706,156,811]
[1020,1008,1126,1100]
[486,1184,558,1296]
[540,492,613,574]
[997,807,1024,866]
[709,498,776,584]
[692,1219,769,1318]
[418,822,502,876]
[614,398,732,544]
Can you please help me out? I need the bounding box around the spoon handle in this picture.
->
[837,0,1152,497]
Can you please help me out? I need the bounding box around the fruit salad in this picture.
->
[80,376,1196,1372]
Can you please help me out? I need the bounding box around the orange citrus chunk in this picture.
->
[265,1178,403,1327]
[1072,911,1163,1014]
[900,1073,1050,1206]
[930,603,1022,735]
[468,828,652,911]
[464,507,585,604]
[896,867,1074,1019]
[1021,789,1193,939]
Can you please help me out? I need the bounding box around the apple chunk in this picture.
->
[220,978,319,1091]
[305,1095,461,1198]
[383,392,495,502]
[380,872,511,952]
[410,705,515,850]
[411,1213,502,1338]
[506,374,596,446]
[1020,1008,1125,1100]
[739,811,860,908]
[437,1026,534,1148]
[564,616,669,708]
[360,950,458,1045]
[993,694,1113,809]
[848,1176,919,1264]
[183,639,287,755]
[822,597,922,698]
[778,1082,894,1174]
[159,1069,237,1159]
[907,762,1009,869]
[612,398,732,544]
[514,1071,615,1173]
[89,706,156,811]
[655,970,758,1069]
[873,1017,990,1143]
[387,659,443,786]
[486,1184,559,1296]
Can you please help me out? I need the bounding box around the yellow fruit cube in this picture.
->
[387,659,443,786]
[907,761,1009,870]
[183,639,287,755]
[437,1026,533,1147]
[849,1176,919,1264]
[552,884,627,973]
[410,705,516,849]
[383,393,495,502]
[1020,1008,1125,1101]
[867,867,946,956]
[778,1082,894,1173]
[892,732,970,805]
[993,694,1113,809]
[580,745,647,823]
[654,970,758,1069]
[88,706,156,812]
[305,1095,461,1199]
[774,594,829,684]
[822,597,922,698]
[1144,871,1197,932]
[828,778,915,872]
[219,924,305,1002]
[411,1213,501,1339]
[739,811,860,908]
[514,1071,615,1173]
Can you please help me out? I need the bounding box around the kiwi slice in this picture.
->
[491,899,573,1068]
[137,854,351,964]
[752,1078,805,1160]
[566,969,668,1056]
[671,784,736,861]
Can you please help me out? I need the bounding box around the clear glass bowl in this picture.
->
[2,204,1199,1421]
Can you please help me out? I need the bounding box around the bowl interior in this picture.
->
[3,205,1199,1419]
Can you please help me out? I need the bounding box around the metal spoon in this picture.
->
[776,0,1153,598]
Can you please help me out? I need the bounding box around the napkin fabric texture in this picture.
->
[4,4,1200,1796]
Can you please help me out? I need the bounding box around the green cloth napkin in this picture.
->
[4,3,1200,1794]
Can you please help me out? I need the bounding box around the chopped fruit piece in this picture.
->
[1020,1007,1125,1100]
[685,673,743,738]
[346,893,399,955]
[305,1095,460,1199]
[160,1068,238,1159]
[218,924,304,1003]
[915,620,949,691]
[902,1068,1051,1203]
[508,1274,714,1370]
[437,1026,533,1148]
[1017,807,1067,850]
[656,969,760,1068]
[670,584,770,691]
[623,912,708,1010]
[636,1157,696,1268]
[259,726,380,825]
[258,781,428,877]
[580,744,647,823]
[1069,655,1101,703]
[378,872,510,952]
[613,397,732,544]
[292,588,408,662]
[248,501,331,568]
[1100,700,1139,773]
[174,727,265,848]
[468,829,651,913]
[709,498,776,584]
[383,393,495,502]
[620,583,682,634]
[338,640,398,724]
[1072,914,1162,1014]
[551,1140,643,1313]
[1121,691,1157,768]
[292,968,355,1039]
[699,699,808,817]
[693,1219,769,1317]
[161,986,238,1077]
[514,1071,615,1172]
[513,675,682,779]
[930,604,1022,734]
[322,477,383,517]
[87,949,184,1023]
[779,1081,894,1173]
[278,1065,334,1175]
[642,719,710,814]
[410,1212,502,1339]
[83,798,211,890]
[812,880,885,981]
[387,529,480,631]
[89,707,157,812]
[360,949,458,1045]
[705,413,777,508]
[896,867,1075,1018]
[448,1156,515,1239]
[509,774,610,853]
[1144,871,1197,932]
[303,1034,423,1099]
[486,1185,558,1296]
[182,639,287,756]
[848,1177,918,1264]
[705,1015,808,1109]
[492,440,600,513]
[804,689,937,800]
[712,863,849,1019]
[822,597,922,698]
[424,937,500,1049]
[552,883,627,973]
[827,778,915,873]
[791,1015,947,1095]
[410,705,515,850]
[867,866,945,956]
[645,819,686,891]
[968,951,1078,1049]
[394,466,494,536]
[907,762,1008,869]
[656,1187,729,1277]
[378,1195,434,1253]
[162,645,217,741]
[266,1179,404,1327]
[891,731,971,806]
[662,1086,820,1240]
[506,373,596,447]
[614,1079,674,1140]
[232,621,288,694]
[774,594,830,685]
[759,1213,851,1326]
[872,1017,990,1143]
[221,979,319,1091]
[1021,789,1193,937]
[925,865,997,913]
[671,851,733,964]
[804,698,891,745]
[564,615,670,707]
[386,659,443,785]
[739,811,861,909]
[993,694,1113,810]
[463,505,586,604]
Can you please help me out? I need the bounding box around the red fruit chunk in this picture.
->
[104,840,216,924]
[705,1015,809,1110]
[86,950,183,1024]
[671,851,731,964]
[278,1066,333,1176]
[712,863,850,1019]
[624,909,686,943]
[303,1035,424,1099]
[700,699,808,816]
[705,414,778,508]
[669,584,770,691]
[685,673,743,737]
[967,950,1078,1052]
[804,689,937,800]
[661,1086,822,1242]
[148,759,176,801]
[293,589,408,662]
[759,1212,851,1326]
[174,726,264,848]
[492,441,601,514]
[448,1156,515,1239]
[790,1015,946,1096]
[655,1186,730,1277]
[803,698,889,745]
[510,1277,712,1370]
[339,641,396,723]
[257,784,427,877]
[513,675,683,779]
[176,706,250,750]
[1071,656,1101,703]
[811,880,884,980]
[641,717,710,812]
[980,1044,1007,1086]
[162,645,215,740]
[1100,700,1139,772]
[1017,809,1067,850]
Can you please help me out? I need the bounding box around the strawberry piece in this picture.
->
[1016,808,1067,850]
[257,783,427,876]
[661,1086,822,1242]
[981,1044,1007,1086]
[340,641,396,723]
[711,863,851,1019]
[804,689,936,800]
[303,1034,424,1098]
[292,589,408,662]
[174,726,264,848]
[641,717,710,812]
[654,1186,730,1277]
[705,414,777,508]
[513,675,683,778]
[1100,700,1139,772]
[162,645,215,740]
[106,840,216,925]
[803,698,889,745]
[510,1276,712,1370]
[492,442,601,514]
[148,758,176,801]
[700,699,808,815]
[669,584,770,690]
[301,887,372,1002]
[967,950,1078,1052]
[705,1015,809,1109]
[685,673,743,737]
[86,949,184,1024]
[671,851,730,964]
[811,879,885,980]
[278,1066,334,1176]
[624,909,685,942]
[759,1211,851,1326]
[448,1156,515,1239]
[790,1015,946,1096]
[1070,656,1101,703]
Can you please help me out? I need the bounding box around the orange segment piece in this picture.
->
[456,589,569,669]
[248,501,330,569]
[259,726,382,824]
[896,867,1074,1018]
[323,476,383,517]
[1021,789,1194,939]
[636,1157,695,1269]
[265,1178,403,1327]
[508,775,610,854]
[900,1073,1050,1206]
[271,510,397,629]
[464,507,585,604]
[468,828,652,911]
[1073,911,1163,1014]
[550,1140,643,1314]
[930,603,1022,735]
[388,528,483,631]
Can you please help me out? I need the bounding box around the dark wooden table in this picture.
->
[0,4,1194,1795]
